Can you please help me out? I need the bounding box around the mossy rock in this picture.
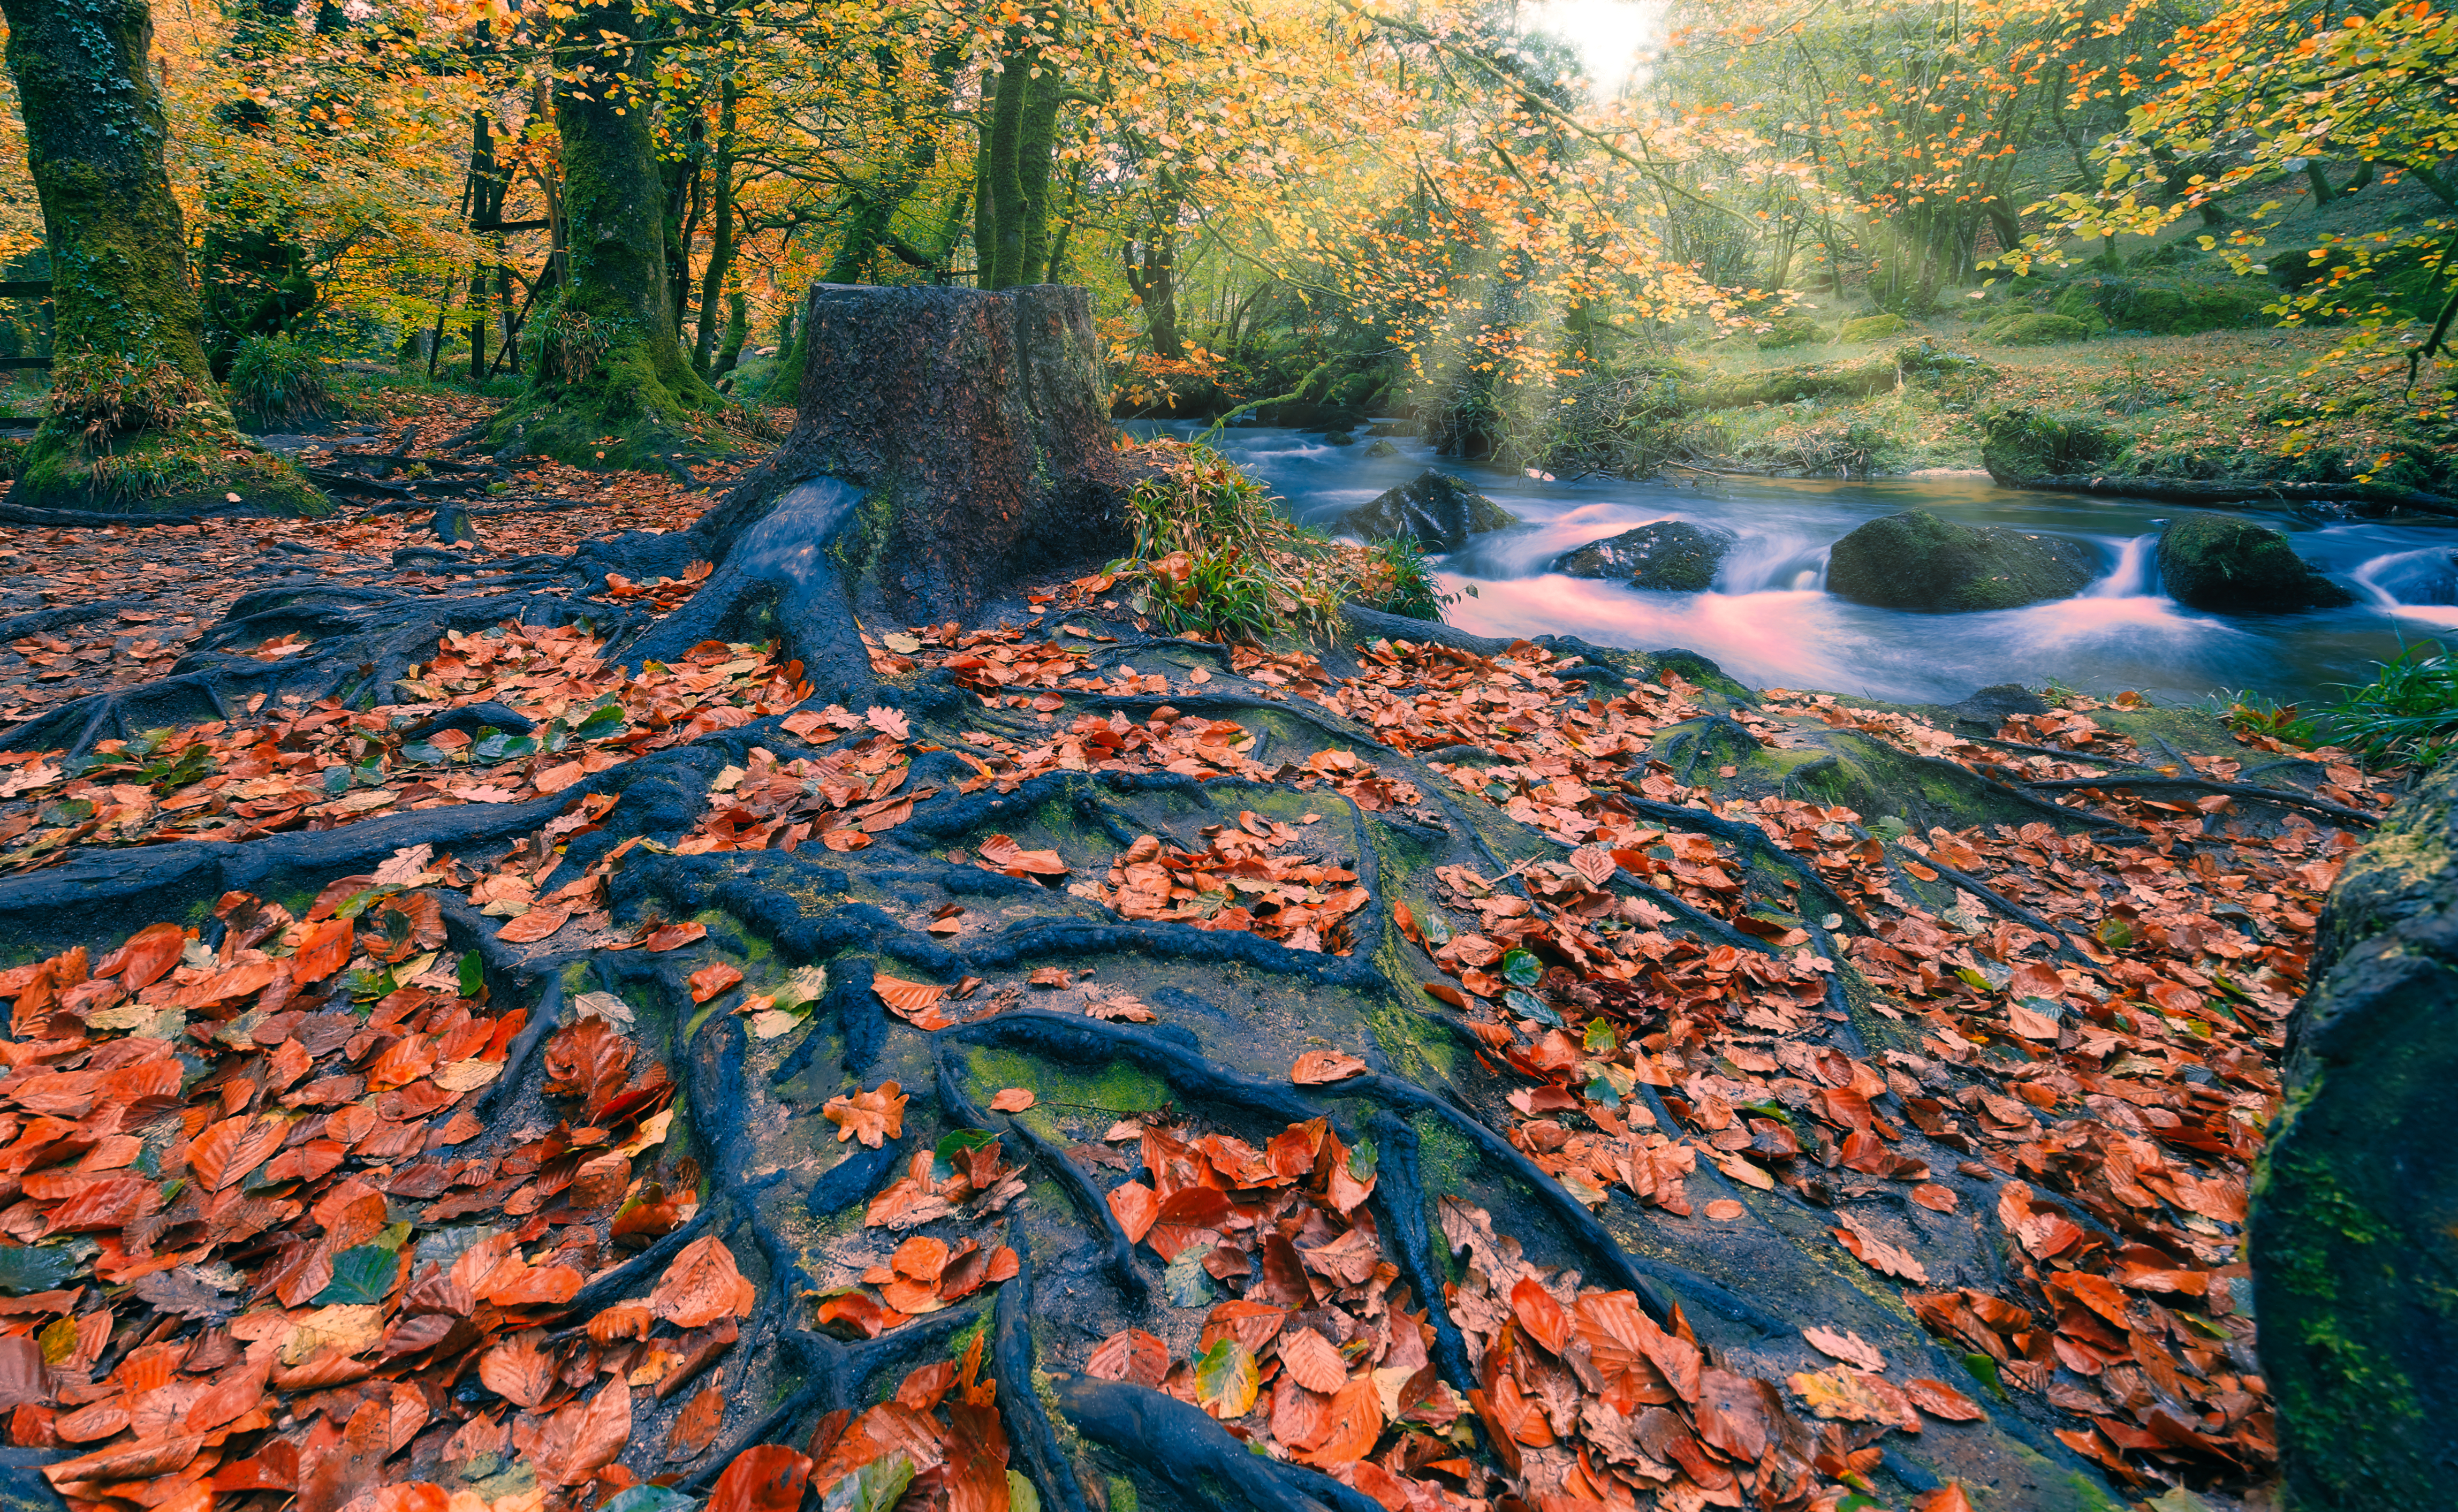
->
[1979,409,2122,483]
[1825,508,2098,613]
[2050,287,2108,332]
[1977,311,2092,346]
[1339,469,1518,552]
[2154,513,2355,612]
[1837,313,1910,344]
[1551,521,1735,591]
[1697,356,1897,409]
[2115,286,2265,334]
[1755,311,1827,349]
[1364,438,1398,458]
[2252,758,2458,1510]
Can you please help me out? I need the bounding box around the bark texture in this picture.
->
[650,283,1122,703]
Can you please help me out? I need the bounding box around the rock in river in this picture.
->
[1340,469,1519,552]
[1825,508,2097,612]
[1552,521,1735,592]
[2156,513,2355,612]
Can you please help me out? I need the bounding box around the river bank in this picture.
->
[1162,421,2458,711]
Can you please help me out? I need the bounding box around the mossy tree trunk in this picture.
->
[0,0,323,515]
[489,1,724,471]
[975,32,1069,291]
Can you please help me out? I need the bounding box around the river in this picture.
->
[1160,424,2458,709]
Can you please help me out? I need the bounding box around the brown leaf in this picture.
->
[978,833,1068,875]
[644,922,709,952]
[989,1088,1036,1112]
[1147,1185,1232,1262]
[497,903,572,944]
[1279,1326,1347,1394]
[478,1333,556,1409]
[542,1379,632,1485]
[1106,1181,1159,1243]
[667,1385,726,1461]
[689,962,745,1003]
[824,1081,908,1147]
[708,1446,814,1512]
[1803,1326,1885,1372]
[1511,1276,1571,1356]
[1290,1050,1368,1085]
[653,1236,748,1329]
[1906,1377,1986,1421]
[1294,1376,1385,1465]
[1084,1329,1169,1388]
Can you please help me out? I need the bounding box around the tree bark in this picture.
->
[635,284,1124,699]
[692,74,739,375]
[489,2,723,471]
[0,0,322,514]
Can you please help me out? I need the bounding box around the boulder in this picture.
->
[2252,758,2458,1510]
[1340,469,1518,552]
[1755,311,1827,349]
[1551,521,1735,592]
[1322,430,1356,446]
[1941,682,2051,732]
[1837,313,1910,344]
[1364,438,1399,458]
[2155,514,2355,611]
[1825,509,2098,612]
[1977,311,2091,346]
[1979,409,2120,484]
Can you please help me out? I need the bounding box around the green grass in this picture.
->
[2327,641,2458,768]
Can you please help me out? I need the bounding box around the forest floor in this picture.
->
[0,413,2413,1512]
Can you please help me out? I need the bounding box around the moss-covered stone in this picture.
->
[2154,514,2356,612]
[1977,311,2092,346]
[1754,311,1828,349]
[1551,521,1734,591]
[1979,408,2123,484]
[1696,355,1899,409]
[1339,469,1518,552]
[2252,757,2458,1510]
[1835,313,1909,344]
[2050,287,2108,333]
[1825,508,2098,613]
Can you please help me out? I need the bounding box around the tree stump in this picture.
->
[614,283,1125,701]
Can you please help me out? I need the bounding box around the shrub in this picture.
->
[1350,535,1462,622]
[1111,443,1349,642]
[225,336,331,426]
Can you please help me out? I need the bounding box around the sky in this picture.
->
[1523,0,1668,97]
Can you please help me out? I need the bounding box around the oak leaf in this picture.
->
[824,1082,908,1148]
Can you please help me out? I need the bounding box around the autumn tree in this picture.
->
[0,0,323,514]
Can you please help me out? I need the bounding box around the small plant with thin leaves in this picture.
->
[226,336,331,426]
[2328,641,2458,768]
[2215,688,2319,749]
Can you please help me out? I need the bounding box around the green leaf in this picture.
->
[0,1245,76,1296]
[458,952,485,997]
[575,702,626,739]
[314,1244,398,1305]
[331,885,397,922]
[1583,1019,1617,1054]
[1007,1471,1042,1512]
[323,766,352,796]
[541,719,570,755]
[1162,1250,1217,1307]
[1962,1351,2009,1401]
[2094,917,2136,951]
[1347,1137,1378,1180]
[400,741,447,765]
[1193,1336,1258,1417]
[822,1453,915,1512]
[1500,949,1542,987]
[1503,989,1562,1027]
[599,1488,695,1512]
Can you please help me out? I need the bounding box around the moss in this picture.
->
[1695,355,1897,409]
[1979,409,2122,483]
[1977,312,2091,346]
[1836,313,1909,344]
[1825,509,2098,612]
[965,1046,1169,1135]
[1103,1477,1139,1512]
[1754,311,1827,349]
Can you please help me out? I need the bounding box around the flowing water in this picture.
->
[1144,424,2458,708]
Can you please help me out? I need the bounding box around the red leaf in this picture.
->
[1084,1329,1169,1388]
[1291,1051,1368,1085]
[1147,1185,1232,1261]
[1509,1277,1570,1355]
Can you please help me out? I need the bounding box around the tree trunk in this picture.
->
[692,74,739,375]
[632,283,1124,698]
[0,0,322,515]
[489,1,722,471]
[1124,197,1185,361]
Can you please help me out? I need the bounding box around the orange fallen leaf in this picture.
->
[824,1082,908,1148]
[1290,1051,1368,1085]
[689,963,745,1003]
[989,1088,1036,1112]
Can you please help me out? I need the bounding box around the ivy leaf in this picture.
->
[1193,1336,1258,1418]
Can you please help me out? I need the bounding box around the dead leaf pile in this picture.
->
[676,724,923,856]
[0,626,810,875]
[1076,811,1370,954]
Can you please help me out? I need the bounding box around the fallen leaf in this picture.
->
[1290,1050,1368,1085]
[825,1082,908,1147]
[989,1088,1036,1112]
